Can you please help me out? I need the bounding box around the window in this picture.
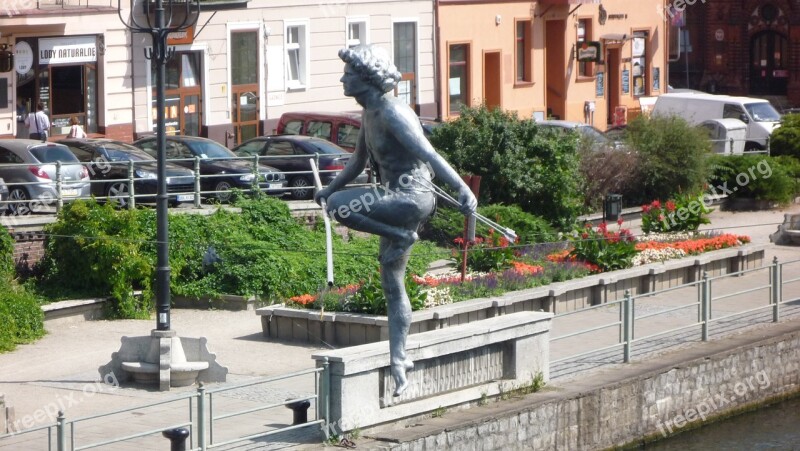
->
[515,20,532,82]
[347,19,368,48]
[232,31,258,86]
[283,120,303,134]
[285,22,309,89]
[577,19,594,77]
[337,124,359,149]
[393,22,417,108]
[723,104,747,120]
[235,141,266,156]
[308,121,332,140]
[632,31,648,96]
[448,44,470,114]
[266,141,295,156]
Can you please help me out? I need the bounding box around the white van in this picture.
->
[651,93,781,151]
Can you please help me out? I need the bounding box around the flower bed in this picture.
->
[256,233,764,347]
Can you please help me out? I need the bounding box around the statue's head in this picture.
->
[338,45,402,94]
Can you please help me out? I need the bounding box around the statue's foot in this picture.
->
[391,359,414,397]
[381,232,418,265]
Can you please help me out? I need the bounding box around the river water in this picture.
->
[644,396,800,450]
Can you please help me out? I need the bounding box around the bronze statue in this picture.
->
[315,45,477,396]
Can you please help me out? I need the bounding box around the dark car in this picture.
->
[232,135,368,200]
[132,136,287,202]
[58,138,196,208]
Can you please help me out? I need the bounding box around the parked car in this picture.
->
[132,135,287,202]
[0,178,8,205]
[0,140,91,215]
[535,120,614,151]
[276,112,362,152]
[232,135,368,200]
[277,111,442,151]
[58,138,196,208]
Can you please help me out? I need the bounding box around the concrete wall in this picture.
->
[362,318,800,450]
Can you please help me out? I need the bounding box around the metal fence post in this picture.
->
[772,256,780,322]
[701,272,710,341]
[623,291,632,363]
[55,161,63,212]
[252,154,260,196]
[197,383,206,450]
[57,411,66,451]
[320,357,331,439]
[127,160,136,209]
[193,157,202,208]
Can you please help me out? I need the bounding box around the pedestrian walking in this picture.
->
[67,116,87,138]
[26,102,50,141]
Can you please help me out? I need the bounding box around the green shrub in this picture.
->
[0,284,45,351]
[429,105,584,229]
[419,203,555,247]
[707,155,794,204]
[38,200,154,319]
[35,197,443,316]
[771,114,800,159]
[625,115,711,203]
[0,230,15,282]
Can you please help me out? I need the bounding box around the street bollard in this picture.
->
[162,427,190,451]
[286,399,311,425]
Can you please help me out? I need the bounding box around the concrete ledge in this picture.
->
[43,298,107,324]
[313,311,552,431]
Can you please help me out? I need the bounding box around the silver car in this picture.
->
[0,139,91,214]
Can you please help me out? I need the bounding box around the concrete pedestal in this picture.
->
[99,329,227,391]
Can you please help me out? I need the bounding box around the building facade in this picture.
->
[437,0,670,128]
[669,0,800,107]
[1,0,435,145]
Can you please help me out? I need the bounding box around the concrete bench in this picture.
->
[312,311,552,432]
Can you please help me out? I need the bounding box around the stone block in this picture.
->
[313,312,552,431]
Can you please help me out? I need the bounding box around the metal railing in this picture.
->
[0,152,361,215]
[551,256,800,372]
[0,365,329,450]
[707,136,771,155]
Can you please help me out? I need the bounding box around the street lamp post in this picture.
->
[118,0,199,331]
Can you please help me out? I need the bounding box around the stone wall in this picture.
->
[361,319,800,450]
[11,231,46,276]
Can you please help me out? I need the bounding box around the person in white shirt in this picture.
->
[26,102,50,141]
[67,116,87,139]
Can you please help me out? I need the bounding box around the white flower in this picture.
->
[632,248,687,266]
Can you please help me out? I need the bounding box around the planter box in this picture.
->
[256,244,766,347]
[172,294,260,311]
[43,298,107,325]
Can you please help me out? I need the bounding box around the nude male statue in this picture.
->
[314,45,477,396]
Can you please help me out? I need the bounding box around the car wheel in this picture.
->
[290,176,313,200]
[7,187,31,216]
[214,180,233,203]
[106,182,130,208]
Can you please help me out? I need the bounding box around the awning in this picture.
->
[600,33,631,42]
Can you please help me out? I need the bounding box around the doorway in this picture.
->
[545,20,566,120]
[606,47,621,125]
[153,51,202,136]
[483,51,501,109]
[750,31,788,95]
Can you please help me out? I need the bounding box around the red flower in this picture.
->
[658,214,665,221]
[581,232,589,239]
[642,204,651,213]
[652,200,661,209]
[453,237,464,245]
[617,218,624,226]
[666,201,676,212]
[584,222,592,229]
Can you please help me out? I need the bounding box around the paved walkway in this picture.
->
[0,204,798,450]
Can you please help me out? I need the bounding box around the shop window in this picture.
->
[448,43,470,114]
[577,19,594,77]
[516,20,532,82]
[285,22,309,89]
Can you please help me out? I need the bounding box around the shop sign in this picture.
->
[577,41,601,62]
[14,41,33,74]
[168,26,194,45]
[39,36,97,65]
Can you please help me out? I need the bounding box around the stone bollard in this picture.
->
[162,427,190,451]
[286,399,311,425]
